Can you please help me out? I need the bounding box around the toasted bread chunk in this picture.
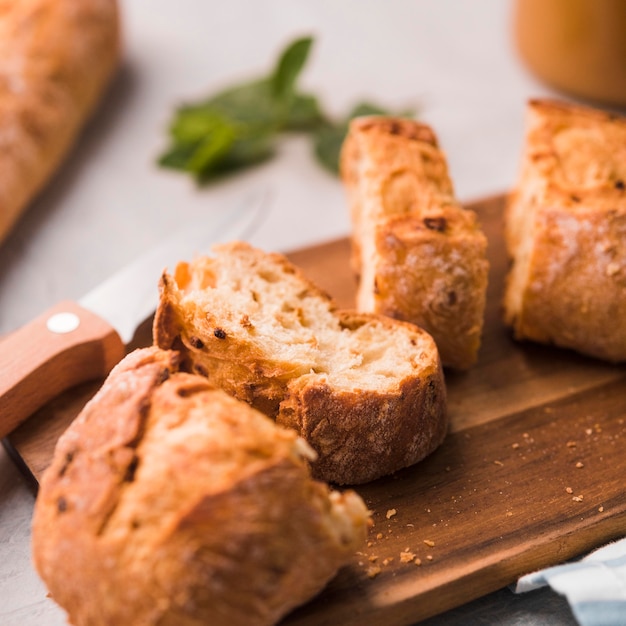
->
[340,116,489,369]
[504,99,626,362]
[154,241,448,485]
[32,347,370,626]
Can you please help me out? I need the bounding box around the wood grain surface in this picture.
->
[5,194,626,625]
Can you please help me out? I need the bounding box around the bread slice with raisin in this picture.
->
[503,99,626,362]
[340,116,489,370]
[153,241,447,485]
[32,347,370,626]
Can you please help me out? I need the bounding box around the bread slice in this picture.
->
[153,241,448,485]
[32,347,370,626]
[503,99,626,362]
[340,116,489,370]
[0,0,121,244]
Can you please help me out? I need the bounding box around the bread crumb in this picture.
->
[368,555,378,562]
[426,555,434,561]
[566,487,573,494]
[585,428,593,436]
[566,441,577,448]
[494,460,504,466]
[386,509,397,519]
[576,462,584,468]
[382,558,394,566]
[506,511,513,517]
[367,565,382,578]
[414,558,422,566]
[599,506,604,513]
[376,533,383,540]
[512,443,520,449]
[423,539,435,547]
[573,495,584,502]
[400,551,416,563]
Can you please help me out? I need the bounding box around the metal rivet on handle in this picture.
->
[46,312,80,334]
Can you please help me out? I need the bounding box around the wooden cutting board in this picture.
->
[5,194,626,625]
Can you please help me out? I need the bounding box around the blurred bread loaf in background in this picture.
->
[32,347,370,626]
[0,0,121,244]
[154,241,448,485]
[503,99,626,362]
[340,116,489,370]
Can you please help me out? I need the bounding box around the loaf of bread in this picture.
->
[503,99,626,362]
[340,116,489,370]
[153,241,447,485]
[0,0,121,244]
[32,347,370,626]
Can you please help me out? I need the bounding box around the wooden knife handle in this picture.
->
[0,301,126,440]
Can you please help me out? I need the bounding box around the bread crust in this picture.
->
[340,116,489,369]
[32,347,369,626]
[0,0,121,244]
[154,241,448,485]
[279,312,447,485]
[503,99,626,362]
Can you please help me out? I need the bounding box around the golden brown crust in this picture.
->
[340,116,489,369]
[153,241,448,485]
[370,210,488,369]
[0,0,121,244]
[503,99,626,362]
[32,347,369,626]
[278,312,447,485]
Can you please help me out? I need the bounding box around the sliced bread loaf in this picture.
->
[32,346,369,626]
[503,99,626,362]
[0,0,121,244]
[153,241,448,485]
[340,116,489,369]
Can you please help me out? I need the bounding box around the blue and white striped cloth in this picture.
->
[515,537,626,626]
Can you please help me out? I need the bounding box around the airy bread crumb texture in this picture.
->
[32,347,370,626]
[154,241,448,485]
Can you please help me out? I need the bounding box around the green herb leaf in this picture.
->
[157,36,417,183]
[312,123,346,175]
[159,108,239,179]
[206,80,282,127]
[271,36,314,101]
[284,92,325,130]
[185,122,236,176]
[168,107,236,144]
[197,133,276,182]
[158,143,199,171]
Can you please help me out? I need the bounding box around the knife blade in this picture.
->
[0,192,267,440]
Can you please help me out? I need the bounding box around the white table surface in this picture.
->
[1,1,618,623]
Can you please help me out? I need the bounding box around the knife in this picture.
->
[0,193,267,440]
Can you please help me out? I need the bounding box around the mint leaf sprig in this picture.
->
[158,37,415,182]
